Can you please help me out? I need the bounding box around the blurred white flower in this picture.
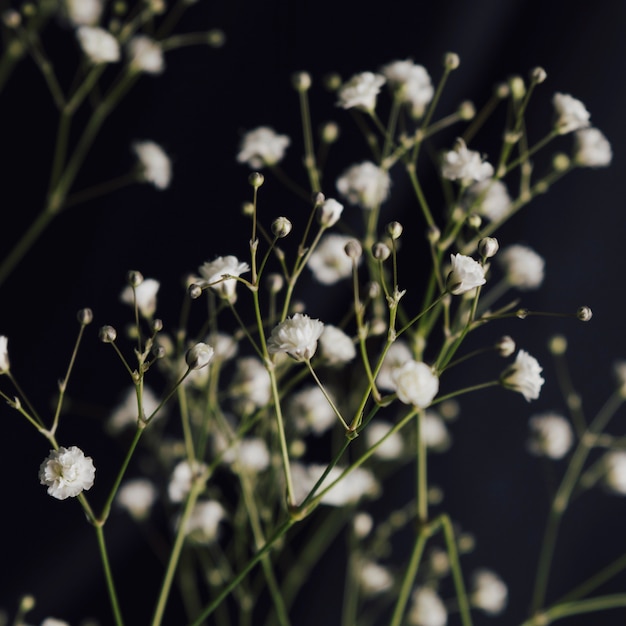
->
[76,26,120,64]
[64,0,103,26]
[470,569,508,615]
[216,436,271,474]
[446,253,486,295]
[236,127,290,168]
[318,198,344,227]
[39,446,96,500]
[441,138,493,184]
[501,350,545,402]
[267,313,324,361]
[422,412,451,452]
[381,59,434,117]
[198,256,250,302]
[336,161,391,210]
[377,341,413,391]
[207,332,238,362]
[527,412,574,459]
[602,451,626,495]
[168,459,208,503]
[184,500,225,544]
[117,478,158,521]
[231,357,271,414]
[465,179,511,222]
[120,277,160,317]
[392,360,439,408]
[358,559,394,595]
[288,385,337,436]
[0,335,9,373]
[132,140,172,189]
[574,127,612,167]
[553,92,590,134]
[498,244,545,290]
[365,420,404,459]
[408,586,447,626]
[318,324,356,365]
[108,386,162,433]
[308,234,356,285]
[336,71,386,112]
[41,619,70,626]
[127,35,164,74]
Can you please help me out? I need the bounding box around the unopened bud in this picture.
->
[478,236,499,259]
[495,82,510,99]
[188,283,203,299]
[553,153,570,171]
[313,191,326,206]
[152,343,166,359]
[291,71,312,91]
[367,281,381,298]
[248,172,264,188]
[372,242,391,261]
[320,121,340,143]
[458,100,475,120]
[467,213,482,230]
[272,217,292,238]
[323,72,342,91]
[576,305,593,322]
[427,225,441,244]
[99,325,117,343]
[387,221,403,240]
[266,273,284,293]
[127,270,143,287]
[242,201,255,216]
[530,66,547,84]
[152,318,163,332]
[77,308,94,325]
[344,239,362,260]
[548,334,567,355]
[207,28,226,47]
[186,342,214,370]
[516,308,528,320]
[509,75,526,100]
[444,52,460,70]
[2,9,21,27]
[495,335,516,357]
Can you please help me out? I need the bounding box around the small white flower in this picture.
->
[186,342,214,370]
[64,0,104,26]
[470,569,508,615]
[127,35,164,74]
[318,198,344,227]
[498,244,545,290]
[553,92,591,134]
[76,26,120,64]
[168,459,208,503]
[336,71,386,112]
[288,385,337,436]
[217,437,271,473]
[267,313,324,361]
[336,161,391,210]
[198,256,250,302]
[108,386,162,433]
[318,324,356,365]
[377,341,413,391]
[602,451,626,495]
[308,234,357,285]
[465,179,512,222]
[365,420,404,459]
[359,560,394,595]
[501,350,545,402]
[441,138,494,184]
[236,126,290,168]
[392,360,439,408]
[0,335,9,373]
[527,412,574,459]
[408,587,448,626]
[231,357,271,414]
[117,478,158,521]
[381,59,434,117]
[574,127,612,167]
[132,140,172,189]
[120,277,160,317]
[446,253,486,295]
[39,446,96,500]
[184,500,225,544]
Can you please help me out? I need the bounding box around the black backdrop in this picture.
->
[2,1,626,624]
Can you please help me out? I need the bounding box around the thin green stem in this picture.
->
[95,524,125,626]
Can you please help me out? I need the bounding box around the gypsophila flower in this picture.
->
[553,92,591,134]
[308,234,358,285]
[267,313,324,361]
[377,340,413,391]
[219,437,271,473]
[198,256,250,302]
[288,385,337,436]
[76,26,120,64]
[470,569,508,615]
[0,335,9,373]
[207,332,238,361]
[336,161,391,210]
[318,198,344,227]
[127,35,164,74]
[132,141,172,189]
[39,446,96,500]
[231,356,271,414]
[120,277,160,317]
[108,386,162,433]
[408,587,448,626]
[117,478,158,521]
[422,412,451,452]
[574,127,612,167]
[381,59,434,117]
[183,500,225,544]
[318,324,356,365]
[336,71,386,112]
[446,253,486,295]
[602,451,626,495]
[186,342,214,370]
[498,244,545,290]
[365,420,404,459]
[441,138,494,184]
[64,0,103,25]
[168,459,208,503]
[527,412,574,459]
[501,350,545,402]
[465,178,512,222]
[358,560,394,595]
[392,360,439,408]
[236,127,291,168]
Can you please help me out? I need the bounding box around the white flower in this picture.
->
[336,71,386,111]
[318,324,356,365]
[318,198,344,227]
[553,92,590,134]
[236,126,290,168]
[220,437,271,473]
[359,560,394,595]
[501,350,545,402]
[574,127,612,167]
[267,313,324,361]
[132,141,172,189]
[470,569,508,615]
[527,412,574,459]
[184,500,225,544]
[41,619,70,626]
[498,244,545,290]
[408,587,447,626]
[39,446,96,500]
[308,234,356,285]
[441,138,494,184]
[186,342,214,370]
[168,459,208,502]
[381,59,434,117]
[198,256,250,302]
[365,420,404,459]
[108,386,162,433]
[64,0,103,26]
[377,340,413,391]
[465,179,512,222]
[446,253,486,295]
[207,332,238,361]
[392,360,439,408]
[288,385,337,436]
[422,412,451,452]
[602,451,626,495]
[231,357,271,414]
[0,335,9,373]
[127,35,164,74]
[336,161,391,210]
[120,277,160,317]
[76,26,120,64]
[117,478,158,521]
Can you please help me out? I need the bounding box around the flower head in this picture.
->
[470,569,508,615]
[0,335,9,373]
[198,256,250,302]
[132,140,172,189]
[408,587,447,626]
[391,360,439,408]
[39,446,96,500]
[381,59,434,117]
[500,350,545,401]
[318,324,356,365]
[377,340,413,391]
[117,478,158,521]
[336,71,386,112]
[465,179,512,222]
[127,35,164,74]
[236,127,290,169]
[574,127,612,167]
[120,277,160,317]
[527,412,574,459]
[336,161,391,210]
[446,253,486,295]
[441,138,494,184]
[267,313,324,361]
[358,560,394,595]
[365,420,404,459]
[553,92,590,134]
[498,244,545,290]
[308,233,357,285]
[231,356,271,414]
[288,385,337,436]
[76,26,120,64]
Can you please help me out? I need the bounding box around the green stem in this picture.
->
[95,524,125,626]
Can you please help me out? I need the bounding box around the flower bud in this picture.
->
[478,236,499,259]
[77,308,94,325]
[548,334,567,355]
[291,71,312,91]
[186,342,214,370]
[495,82,510,99]
[320,121,340,143]
[530,66,547,84]
[152,318,163,332]
[242,201,255,216]
[387,221,403,240]
[458,100,475,120]
[2,9,21,27]
[248,172,264,188]
[495,335,515,357]
[427,225,441,244]
[367,281,381,298]
[553,153,570,171]
[152,343,166,359]
[266,272,284,293]
[313,191,326,206]
[467,213,482,230]
[188,283,203,299]
[509,75,525,100]
[444,52,460,70]
[576,305,592,322]
[99,325,117,343]
[272,217,292,238]
[344,239,362,260]
[207,28,226,47]
[323,72,342,91]
[127,270,144,287]
[372,242,391,261]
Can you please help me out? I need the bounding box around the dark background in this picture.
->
[1,0,625,624]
